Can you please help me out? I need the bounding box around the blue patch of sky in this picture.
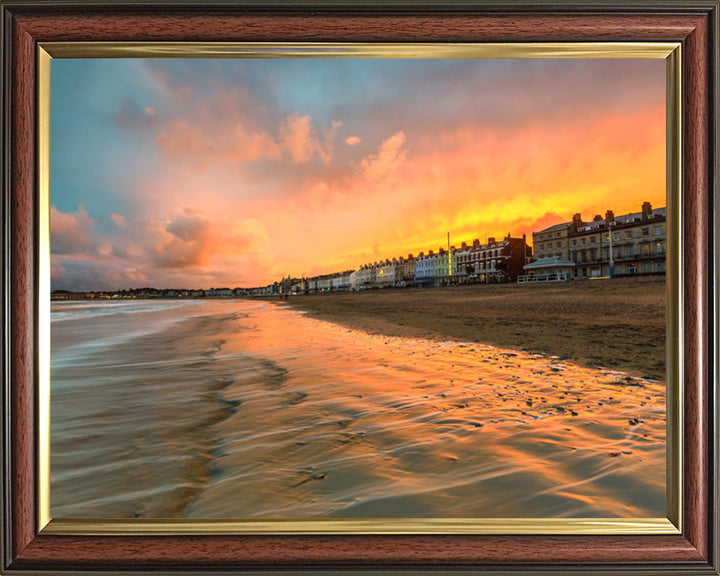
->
[51,59,165,233]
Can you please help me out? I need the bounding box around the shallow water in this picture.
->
[50,299,665,519]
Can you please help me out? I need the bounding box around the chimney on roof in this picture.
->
[642,201,652,220]
[461,242,467,249]
[571,213,583,231]
[473,238,480,248]
[488,237,496,244]
[593,214,602,222]
[408,253,413,259]
[428,250,434,256]
[605,210,615,223]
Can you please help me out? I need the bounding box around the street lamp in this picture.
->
[607,221,616,277]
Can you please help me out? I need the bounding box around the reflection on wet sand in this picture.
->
[51,299,664,519]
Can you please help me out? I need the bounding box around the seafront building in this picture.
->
[303,234,531,293]
[453,235,530,284]
[529,201,666,279]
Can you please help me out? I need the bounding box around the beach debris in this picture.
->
[628,418,640,426]
[607,451,622,457]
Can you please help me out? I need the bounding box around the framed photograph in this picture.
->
[1,1,717,574]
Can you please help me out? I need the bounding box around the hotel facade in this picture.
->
[531,202,666,279]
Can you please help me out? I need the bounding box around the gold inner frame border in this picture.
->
[36,41,682,536]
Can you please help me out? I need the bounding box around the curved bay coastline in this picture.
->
[50,279,666,519]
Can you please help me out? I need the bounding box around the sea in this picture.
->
[50,298,666,519]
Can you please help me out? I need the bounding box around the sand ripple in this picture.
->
[51,299,665,519]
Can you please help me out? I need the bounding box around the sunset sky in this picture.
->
[50,57,666,291]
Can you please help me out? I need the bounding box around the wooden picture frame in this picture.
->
[1,1,717,574]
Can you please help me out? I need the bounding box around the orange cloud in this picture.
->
[144,211,268,271]
[279,114,339,164]
[111,213,127,228]
[280,114,316,164]
[359,131,408,182]
[156,119,281,168]
[50,206,95,255]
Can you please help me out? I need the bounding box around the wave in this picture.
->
[51,299,200,322]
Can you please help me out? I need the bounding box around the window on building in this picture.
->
[643,244,650,255]
[572,239,577,246]
[654,225,662,235]
[656,242,665,254]
[590,236,596,244]
[581,252,587,262]
[642,262,650,273]
[625,231,632,239]
[581,238,586,245]
[613,232,620,241]
[657,262,665,272]
[556,242,561,248]
[642,227,649,236]
[615,248,621,259]
[603,248,609,259]
[625,245,633,257]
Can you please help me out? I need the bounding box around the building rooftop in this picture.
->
[536,222,571,234]
[536,205,665,234]
[524,256,575,270]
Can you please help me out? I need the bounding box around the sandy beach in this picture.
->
[51,297,665,519]
[275,277,666,380]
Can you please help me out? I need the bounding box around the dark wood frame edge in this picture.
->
[1,1,717,574]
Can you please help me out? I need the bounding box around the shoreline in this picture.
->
[51,307,244,519]
[270,277,666,380]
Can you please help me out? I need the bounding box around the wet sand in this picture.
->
[275,277,666,380]
[51,299,665,519]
